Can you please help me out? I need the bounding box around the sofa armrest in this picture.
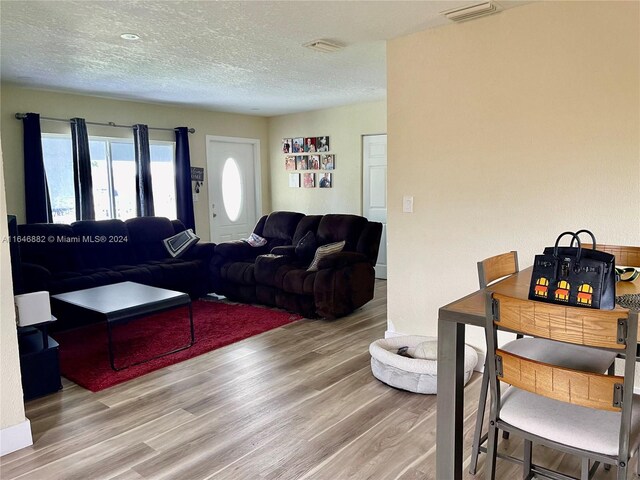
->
[215,241,268,261]
[270,245,296,256]
[316,251,369,270]
[21,262,52,292]
[182,242,216,261]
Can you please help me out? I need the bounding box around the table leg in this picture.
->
[436,319,466,480]
[107,319,117,371]
[108,302,195,371]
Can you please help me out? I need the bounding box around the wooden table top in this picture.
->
[440,267,639,328]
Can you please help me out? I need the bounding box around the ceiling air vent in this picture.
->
[303,40,344,53]
[442,1,502,22]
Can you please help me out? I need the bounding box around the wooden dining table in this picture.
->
[435,266,640,480]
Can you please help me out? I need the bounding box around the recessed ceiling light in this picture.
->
[120,33,140,41]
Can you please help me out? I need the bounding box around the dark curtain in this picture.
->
[71,118,95,220]
[133,124,155,216]
[174,127,195,231]
[22,113,52,223]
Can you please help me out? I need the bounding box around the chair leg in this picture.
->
[637,446,640,475]
[581,458,589,480]
[469,366,490,475]
[617,460,628,480]
[485,420,499,480]
[523,439,532,480]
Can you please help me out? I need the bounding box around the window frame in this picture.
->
[41,133,176,222]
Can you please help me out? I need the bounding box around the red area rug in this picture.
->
[52,300,301,392]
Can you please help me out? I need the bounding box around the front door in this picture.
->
[206,136,261,243]
[363,134,387,279]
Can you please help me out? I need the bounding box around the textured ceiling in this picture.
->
[1,0,528,116]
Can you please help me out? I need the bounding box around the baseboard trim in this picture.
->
[384,329,406,339]
[0,419,33,456]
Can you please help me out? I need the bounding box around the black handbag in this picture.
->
[528,230,616,309]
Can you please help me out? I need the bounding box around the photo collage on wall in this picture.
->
[283,136,334,189]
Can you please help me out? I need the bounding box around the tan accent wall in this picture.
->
[0,85,271,240]
[387,1,639,347]
[268,101,386,214]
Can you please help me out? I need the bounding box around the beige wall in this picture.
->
[0,85,271,240]
[0,140,27,431]
[268,101,386,214]
[387,1,640,348]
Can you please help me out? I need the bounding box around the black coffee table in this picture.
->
[51,282,194,371]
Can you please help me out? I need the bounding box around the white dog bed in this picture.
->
[369,335,478,394]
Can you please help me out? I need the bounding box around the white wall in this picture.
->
[0,138,32,454]
[387,1,640,350]
[0,85,271,240]
[268,101,386,214]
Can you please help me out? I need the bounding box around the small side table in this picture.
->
[18,320,62,400]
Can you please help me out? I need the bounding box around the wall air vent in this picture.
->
[442,1,502,22]
[303,40,344,53]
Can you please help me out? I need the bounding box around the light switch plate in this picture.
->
[403,195,413,213]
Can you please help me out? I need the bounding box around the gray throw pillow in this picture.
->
[163,229,199,258]
[307,241,346,272]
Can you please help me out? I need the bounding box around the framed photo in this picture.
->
[295,156,307,170]
[282,138,292,154]
[321,154,334,170]
[319,173,332,188]
[289,173,300,188]
[292,137,304,153]
[285,156,295,171]
[302,173,315,188]
[316,136,330,152]
[309,155,320,170]
[304,137,317,152]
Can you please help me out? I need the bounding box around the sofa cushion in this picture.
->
[71,219,134,269]
[261,211,304,241]
[316,215,368,251]
[292,215,322,244]
[125,217,176,262]
[216,241,263,261]
[17,223,80,273]
[295,231,317,260]
[220,261,255,286]
[282,269,317,295]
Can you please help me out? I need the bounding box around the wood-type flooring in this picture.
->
[1,281,634,479]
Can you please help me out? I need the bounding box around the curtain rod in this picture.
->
[14,113,195,134]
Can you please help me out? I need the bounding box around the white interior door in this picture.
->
[363,134,387,279]
[206,136,261,243]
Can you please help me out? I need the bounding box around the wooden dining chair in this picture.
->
[469,251,617,475]
[583,244,640,268]
[484,293,640,480]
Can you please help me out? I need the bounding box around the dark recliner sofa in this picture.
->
[210,211,382,318]
[17,217,214,304]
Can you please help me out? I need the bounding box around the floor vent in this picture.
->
[442,1,502,22]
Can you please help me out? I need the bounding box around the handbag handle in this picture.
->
[569,229,597,249]
[554,231,582,261]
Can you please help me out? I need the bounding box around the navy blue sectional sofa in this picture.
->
[17,217,214,303]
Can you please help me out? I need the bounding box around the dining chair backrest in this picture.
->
[491,293,626,350]
[583,244,640,267]
[477,251,519,289]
